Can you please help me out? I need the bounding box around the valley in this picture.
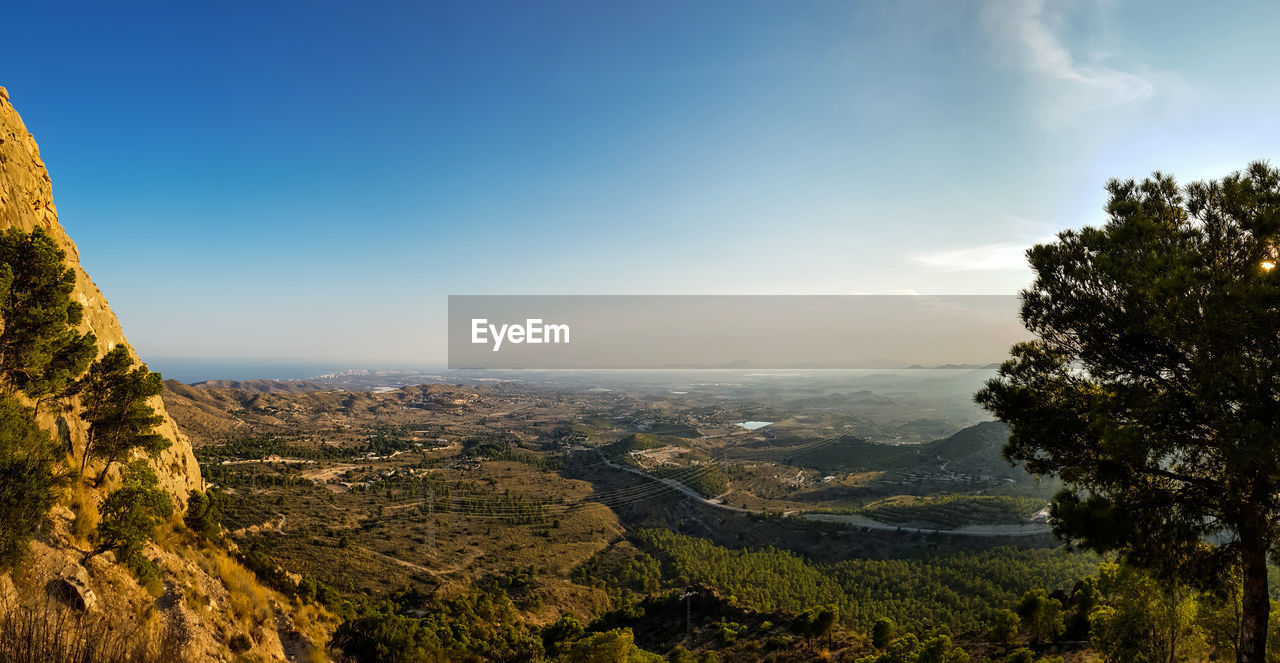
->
[161,369,1091,661]
[4,3,1279,658]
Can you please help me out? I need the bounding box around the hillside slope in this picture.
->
[162,379,481,447]
[0,87,200,498]
[0,87,329,661]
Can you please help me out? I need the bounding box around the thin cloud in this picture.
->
[981,0,1159,126]
[914,242,1032,271]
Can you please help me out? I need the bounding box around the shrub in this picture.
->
[93,460,172,581]
[228,634,252,653]
[0,394,61,568]
[184,489,223,543]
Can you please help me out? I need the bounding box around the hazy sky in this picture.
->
[2,1,1279,366]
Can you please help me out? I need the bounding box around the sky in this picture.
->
[2,1,1279,369]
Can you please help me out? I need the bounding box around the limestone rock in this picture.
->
[0,85,316,662]
[0,86,202,500]
[51,564,97,612]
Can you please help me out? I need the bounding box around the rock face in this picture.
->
[0,87,336,662]
[0,85,201,499]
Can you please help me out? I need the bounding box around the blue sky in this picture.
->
[2,1,1279,367]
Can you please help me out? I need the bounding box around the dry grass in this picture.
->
[0,599,182,663]
[67,480,99,544]
[199,549,273,628]
[288,599,340,662]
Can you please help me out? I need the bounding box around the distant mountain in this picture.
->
[926,420,1010,459]
[190,378,333,394]
[907,363,1002,370]
[778,421,1015,478]
[774,435,922,472]
[916,421,1023,480]
[162,380,482,447]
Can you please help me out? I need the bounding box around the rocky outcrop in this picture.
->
[0,85,201,499]
[50,564,97,612]
[0,87,331,661]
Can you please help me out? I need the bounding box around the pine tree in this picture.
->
[989,609,1020,647]
[812,606,838,649]
[1016,589,1062,645]
[0,394,60,568]
[872,617,896,650]
[976,162,1280,662]
[0,227,96,400]
[77,345,169,485]
[0,228,97,570]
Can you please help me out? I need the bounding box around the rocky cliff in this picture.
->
[0,86,201,498]
[0,87,330,661]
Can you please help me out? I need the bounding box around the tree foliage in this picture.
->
[77,345,168,484]
[872,617,897,650]
[976,162,1280,662]
[542,615,586,659]
[332,587,543,663]
[627,528,1096,635]
[0,394,60,568]
[989,608,1020,647]
[94,460,173,581]
[563,628,661,663]
[0,227,96,400]
[184,488,223,543]
[1016,589,1062,645]
[853,633,970,663]
[0,228,102,571]
[1089,563,1205,663]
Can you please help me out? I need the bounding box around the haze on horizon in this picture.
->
[3,1,1280,365]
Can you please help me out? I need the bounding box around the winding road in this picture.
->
[593,449,1053,538]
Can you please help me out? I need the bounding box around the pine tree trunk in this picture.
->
[1239,522,1270,663]
[94,451,116,487]
[79,436,93,477]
